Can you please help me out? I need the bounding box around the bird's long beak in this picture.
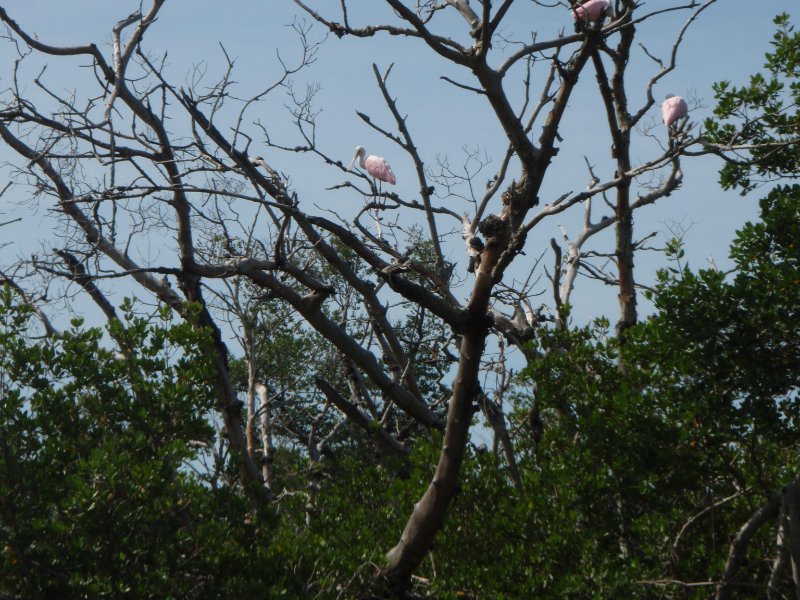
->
[347,149,359,171]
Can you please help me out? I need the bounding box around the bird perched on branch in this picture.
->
[662,95,688,128]
[662,95,689,148]
[572,0,610,26]
[348,146,396,189]
[349,146,395,240]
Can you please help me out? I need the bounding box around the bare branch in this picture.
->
[0,270,60,338]
[369,63,446,276]
[316,377,411,462]
[716,489,783,600]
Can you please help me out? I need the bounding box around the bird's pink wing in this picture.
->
[675,98,688,120]
[573,0,608,20]
[585,0,607,20]
[365,156,396,185]
[662,100,674,126]
[662,97,688,126]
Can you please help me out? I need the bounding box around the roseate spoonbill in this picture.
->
[348,146,396,188]
[572,0,610,23]
[662,95,688,128]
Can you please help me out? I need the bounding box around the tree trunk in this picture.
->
[384,326,487,585]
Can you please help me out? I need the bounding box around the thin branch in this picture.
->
[0,271,60,337]
[315,377,411,462]
[370,63,446,276]
[716,490,783,600]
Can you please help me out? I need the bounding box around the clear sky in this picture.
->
[1,1,799,327]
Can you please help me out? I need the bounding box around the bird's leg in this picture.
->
[369,178,384,240]
[371,208,383,240]
[668,124,681,151]
[375,178,387,210]
[679,116,690,138]
[669,117,690,151]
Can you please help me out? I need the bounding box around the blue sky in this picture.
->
[1,1,799,326]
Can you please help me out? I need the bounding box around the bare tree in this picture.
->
[0,0,723,591]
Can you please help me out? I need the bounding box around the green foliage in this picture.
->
[649,184,800,430]
[704,14,800,192]
[263,442,433,597]
[229,296,319,396]
[504,184,800,596]
[0,292,292,598]
[2,14,799,598]
[9,179,788,597]
[262,23,800,595]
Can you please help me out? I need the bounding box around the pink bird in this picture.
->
[572,0,610,22]
[662,95,688,127]
[348,146,396,187]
